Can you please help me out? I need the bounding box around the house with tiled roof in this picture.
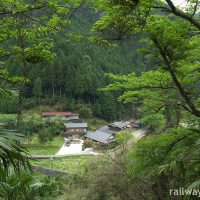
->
[42,112,79,121]
[63,122,88,138]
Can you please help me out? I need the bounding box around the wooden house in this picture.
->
[63,123,88,138]
[108,121,128,131]
[42,112,79,121]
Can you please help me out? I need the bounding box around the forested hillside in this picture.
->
[3,7,144,120]
[2,1,200,200]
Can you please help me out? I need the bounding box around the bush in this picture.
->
[58,158,135,200]
[0,171,59,200]
[63,97,76,111]
[76,103,92,118]
[21,114,43,136]
[141,113,166,131]
[52,104,63,111]
[83,139,93,149]
[38,129,49,143]
[38,121,62,143]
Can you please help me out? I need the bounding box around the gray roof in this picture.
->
[98,125,117,134]
[108,121,127,129]
[64,123,88,128]
[85,131,113,144]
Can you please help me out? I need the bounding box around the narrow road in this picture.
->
[130,128,147,142]
[107,128,148,158]
[30,152,99,159]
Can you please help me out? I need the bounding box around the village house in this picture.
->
[85,130,115,144]
[42,112,79,121]
[85,121,128,144]
[85,119,143,144]
[63,122,88,138]
[108,121,128,131]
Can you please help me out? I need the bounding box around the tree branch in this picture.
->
[151,36,200,118]
[160,134,189,163]
[165,0,176,10]
[153,3,200,30]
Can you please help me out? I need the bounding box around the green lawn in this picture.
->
[24,136,64,155]
[26,147,59,155]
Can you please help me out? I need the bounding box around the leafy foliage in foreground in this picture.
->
[94,0,200,126]
[0,171,58,200]
[122,128,200,199]
[0,129,30,181]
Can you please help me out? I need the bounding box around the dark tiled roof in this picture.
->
[64,123,88,128]
[98,125,117,134]
[108,121,127,129]
[85,131,113,144]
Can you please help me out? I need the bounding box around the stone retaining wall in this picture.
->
[32,165,69,176]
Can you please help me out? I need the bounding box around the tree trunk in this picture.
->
[52,83,55,99]
[17,30,28,130]
[44,86,46,98]
[59,85,62,98]
[176,109,181,125]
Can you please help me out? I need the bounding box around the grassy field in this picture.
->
[31,156,96,174]
[24,135,64,156]
[22,135,64,147]
[26,147,60,155]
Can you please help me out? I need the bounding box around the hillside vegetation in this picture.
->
[5,8,144,121]
[1,1,200,200]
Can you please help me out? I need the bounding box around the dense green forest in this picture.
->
[2,7,144,120]
[1,0,200,200]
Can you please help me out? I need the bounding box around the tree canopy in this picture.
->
[93,0,200,126]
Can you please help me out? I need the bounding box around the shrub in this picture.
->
[62,97,76,111]
[141,113,166,131]
[83,139,93,149]
[76,103,92,118]
[38,121,62,143]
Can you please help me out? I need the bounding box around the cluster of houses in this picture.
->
[42,112,142,145]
